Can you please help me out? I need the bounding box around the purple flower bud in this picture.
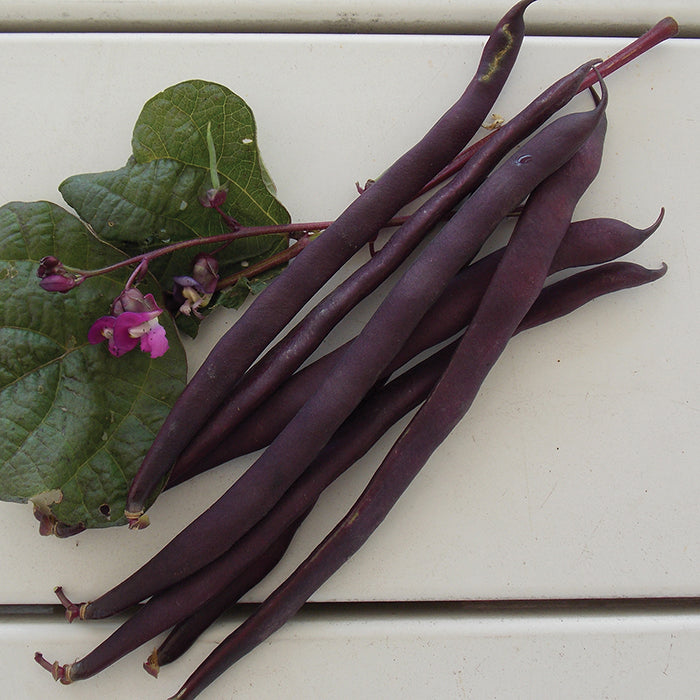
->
[112,288,147,315]
[37,256,83,293]
[39,273,81,293]
[37,256,62,278]
[198,186,228,209]
[110,287,162,315]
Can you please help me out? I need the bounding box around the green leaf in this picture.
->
[59,80,292,335]
[217,277,254,310]
[131,79,285,220]
[0,201,187,530]
[60,157,286,293]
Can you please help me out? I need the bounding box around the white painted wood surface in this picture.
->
[0,14,698,700]
[1,31,696,605]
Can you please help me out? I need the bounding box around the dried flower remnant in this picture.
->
[171,254,220,318]
[198,186,228,209]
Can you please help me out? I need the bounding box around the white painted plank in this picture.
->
[0,33,697,604]
[6,606,700,699]
[0,1,697,37]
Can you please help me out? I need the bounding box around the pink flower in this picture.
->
[88,291,169,358]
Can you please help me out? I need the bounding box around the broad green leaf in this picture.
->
[59,157,287,299]
[59,80,292,335]
[0,201,187,530]
[132,79,287,225]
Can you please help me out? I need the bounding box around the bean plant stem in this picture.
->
[215,233,316,290]
[64,18,676,293]
[70,217,408,284]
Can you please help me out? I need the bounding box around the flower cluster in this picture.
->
[38,247,226,360]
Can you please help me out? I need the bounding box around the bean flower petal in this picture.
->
[89,309,168,358]
[111,311,158,354]
[89,287,170,358]
[139,323,169,358]
[88,316,116,345]
[141,292,161,311]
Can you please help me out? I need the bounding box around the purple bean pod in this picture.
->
[168,207,664,484]
[35,521,303,684]
[124,0,537,527]
[156,259,668,692]
[170,98,658,699]
[176,56,600,474]
[167,256,666,697]
[143,516,309,676]
[38,251,669,685]
[387,207,665,370]
[63,82,606,629]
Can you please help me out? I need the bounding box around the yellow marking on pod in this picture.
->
[480,22,515,83]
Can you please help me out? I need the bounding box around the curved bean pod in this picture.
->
[386,207,665,370]
[167,257,666,698]
[169,208,664,484]
[35,523,299,685]
[170,106,657,700]
[66,82,606,627]
[40,250,666,686]
[175,56,599,474]
[124,0,536,527]
[153,255,669,674]
[421,17,679,194]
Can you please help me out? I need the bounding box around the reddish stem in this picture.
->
[76,222,322,280]
[579,17,679,91]
[216,232,315,290]
[70,215,413,290]
[34,653,72,684]
[53,586,85,623]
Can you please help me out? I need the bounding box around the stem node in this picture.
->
[143,648,160,678]
[53,586,86,623]
[34,653,73,684]
[125,509,150,530]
